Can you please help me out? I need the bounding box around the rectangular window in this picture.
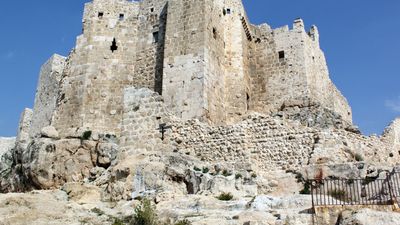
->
[98,12,104,18]
[119,14,124,21]
[279,51,285,59]
[226,8,231,14]
[153,32,159,43]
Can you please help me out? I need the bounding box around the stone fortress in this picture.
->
[31,0,352,139]
[0,0,400,224]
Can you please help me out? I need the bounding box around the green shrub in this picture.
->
[329,189,347,201]
[362,176,378,186]
[112,218,125,225]
[193,166,201,172]
[235,173,243,179]
[222,170,232,177]
[251,173,257,178]
[81,130,92,140]
[354,153,364,162]
[217,192,233,201]
[202,167,209,174]
[299,182,311,195]
[91,207,104,216]
[174,219,192,225]
[131,199,158,225]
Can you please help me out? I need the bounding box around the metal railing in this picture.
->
[310,169,400,208]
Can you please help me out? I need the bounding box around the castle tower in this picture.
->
[29,0,352,139]
[249,19,352,124]
[52,0,168,137]
[162,0,253,125]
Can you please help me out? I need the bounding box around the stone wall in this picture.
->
[381,118,400,147]
[248,19,352,127]
[26,0,355,140]
[162,0,207,121]
[53,0,141,137]
[170,114,318,171]
[302,25,352,123]
[133,0,168,94]
[30,54,66,138]
[121,87,168,150]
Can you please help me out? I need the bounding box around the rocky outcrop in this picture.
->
[0,137,16,191]
[340,208,400,225]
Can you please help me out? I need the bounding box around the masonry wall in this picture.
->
[171,114,317,171]
[202,0,227,124]
[251,21,309,115]
[53,0,141,137]
[162,0,207,121]
[134,0,168,94]
[248,19,352,125]
[44,0,354,139]
[30,54,66,138]
[221,0,252,124]
[121,88,167,150]
[302,25,352,123]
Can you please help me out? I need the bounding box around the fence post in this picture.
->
[311,180,315,209]
[386,171,395,205]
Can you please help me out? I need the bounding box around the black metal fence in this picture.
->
[310,169,400,207]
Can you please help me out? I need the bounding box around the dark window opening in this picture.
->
[98,12,104,18]
[278,51,285,59]
[150,8,154,12]
[110,38,118,52]
[212,27,217,39]
[226,8,231,14]
[153,32,159,43]
[119,14,124,20]
[246,93,250,110]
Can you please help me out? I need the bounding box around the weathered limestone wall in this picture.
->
[302,25,352,123]
[380,118,400,156]
[121,88,167,150]
[202,0,227,124]
[171,115,400,172]
[30,54,66,138]
[53,0,141,137]
[249,19,352,126]
[134,0,168,94]
[37,0,354,138]
[162,0,207,121]
[221,0,251,124]
[171,114,318,171]
[250,23,291,114]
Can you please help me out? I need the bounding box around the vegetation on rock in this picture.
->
[217,192,233,201]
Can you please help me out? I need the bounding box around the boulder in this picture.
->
[40,126,59,139]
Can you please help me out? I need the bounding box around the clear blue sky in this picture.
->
[0,0,399,137]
